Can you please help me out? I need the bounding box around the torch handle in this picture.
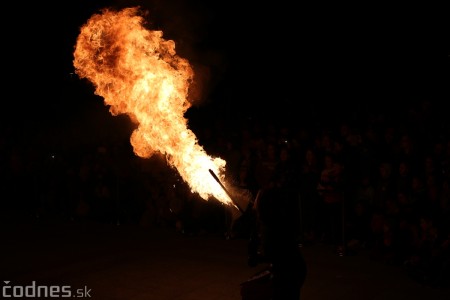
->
[209,169,244,213]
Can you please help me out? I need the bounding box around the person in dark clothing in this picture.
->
[247,186,307,300]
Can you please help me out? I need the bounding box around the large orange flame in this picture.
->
[73,7,233,206]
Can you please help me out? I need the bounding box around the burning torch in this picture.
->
[208,169,244,214]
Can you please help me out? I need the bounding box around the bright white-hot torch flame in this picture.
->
[73,7,232,206]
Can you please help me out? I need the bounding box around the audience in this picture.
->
[1,99,449,288]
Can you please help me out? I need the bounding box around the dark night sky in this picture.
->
[2,1,448,136]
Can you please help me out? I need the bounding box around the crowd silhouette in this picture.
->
[1,98,449,288]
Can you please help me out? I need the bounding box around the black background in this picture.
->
[2,1,448,133]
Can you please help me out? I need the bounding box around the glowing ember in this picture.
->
[73,7,232,206]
